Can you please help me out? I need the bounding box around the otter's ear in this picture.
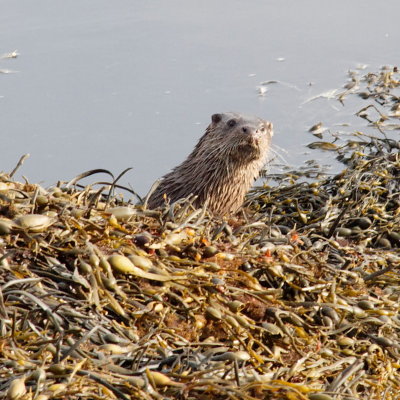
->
[266,122,273,136]
[211,113,222,124]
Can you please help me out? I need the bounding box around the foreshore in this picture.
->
[1,66,399,400]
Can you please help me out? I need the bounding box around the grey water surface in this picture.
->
[1,0,399,196]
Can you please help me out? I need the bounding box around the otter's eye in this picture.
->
[227,119,237,128]
[260,126,265,132]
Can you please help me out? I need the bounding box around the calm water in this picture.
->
[1,0,399,195]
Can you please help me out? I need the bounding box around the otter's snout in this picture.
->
[241,126,260,137]
[243,123,273,140]
[241,121,273,137]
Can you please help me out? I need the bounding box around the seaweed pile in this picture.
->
[1,67,399,400]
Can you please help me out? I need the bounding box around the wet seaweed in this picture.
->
[0,66,399,400]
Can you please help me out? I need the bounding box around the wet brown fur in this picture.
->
[147,112,273,215]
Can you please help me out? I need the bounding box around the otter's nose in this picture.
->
[242,126,259,134]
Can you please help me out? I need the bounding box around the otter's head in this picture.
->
[206,112,273,163]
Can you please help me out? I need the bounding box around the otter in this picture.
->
[147,112,273,215]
